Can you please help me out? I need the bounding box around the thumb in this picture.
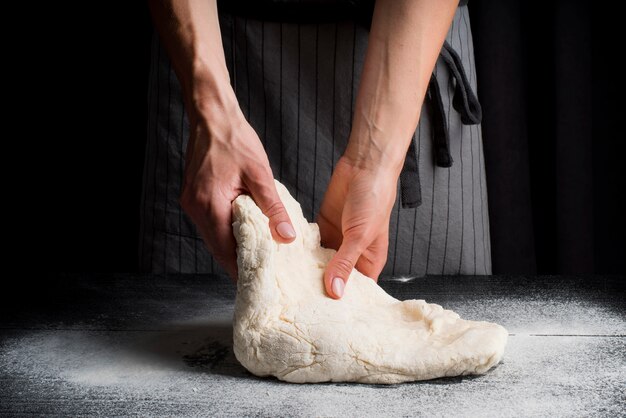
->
[249,180,297,244]
[324,233,366,299]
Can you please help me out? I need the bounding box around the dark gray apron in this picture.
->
[140,4,492,276]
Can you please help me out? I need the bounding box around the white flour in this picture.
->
[1,317,624,417]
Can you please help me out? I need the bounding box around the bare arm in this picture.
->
[320,0,458,298]
[346,0,458,171]
[148,0,232,124]
[149,0,296,279]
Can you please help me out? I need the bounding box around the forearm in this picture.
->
[345,0,458,173]
[148,0,238,124]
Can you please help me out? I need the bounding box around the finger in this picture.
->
[354,235,389,281]
[355,257,384,282]
[317,213,343,250]
[209,231,238,281]
[354,253,386,282]
[196,206,238,281]
[324,231,367,299]
[211,204,239,280]
[248,179,297,244]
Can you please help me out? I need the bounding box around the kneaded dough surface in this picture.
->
[232,181,508,384]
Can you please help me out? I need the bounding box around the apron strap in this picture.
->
[399,132,422,208]
[428,73,454,168]
[440,41,482,125]
[399,40,482,209]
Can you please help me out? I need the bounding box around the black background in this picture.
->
[22,1,624,275]
[471,0,625,274]
[22,4,153,273]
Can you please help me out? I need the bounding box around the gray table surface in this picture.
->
[1,274,624,417]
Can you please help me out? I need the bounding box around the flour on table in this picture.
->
[232,181,508,384]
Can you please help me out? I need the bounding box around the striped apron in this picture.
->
[140,3,492,277]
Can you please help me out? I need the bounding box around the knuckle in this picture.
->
[333,257,354,275]
[374,257,387,272]
[343,224,368,244]
[264,200,286,219]
[244,162,273,186]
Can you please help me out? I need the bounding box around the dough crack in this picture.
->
[281,361,321,378]
[275,327,303,344]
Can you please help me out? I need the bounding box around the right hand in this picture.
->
[318,156,399,299]
[180,98,296,280]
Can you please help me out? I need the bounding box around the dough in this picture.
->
[232,181,507,384]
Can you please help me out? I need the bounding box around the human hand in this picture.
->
[180,98,296,280]
[317,156,399,299]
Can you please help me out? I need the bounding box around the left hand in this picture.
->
[317,156,399,299]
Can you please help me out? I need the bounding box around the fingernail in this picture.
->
[276,222,296,239]
[332,277,345,298]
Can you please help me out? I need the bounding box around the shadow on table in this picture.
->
[123,320,251,379]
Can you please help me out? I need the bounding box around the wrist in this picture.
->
[343,133,407,176]
[344,102,420,175]
[189,79,242,127]
[179,55,240,125]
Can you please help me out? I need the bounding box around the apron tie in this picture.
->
[440,41,482,125]
[399,41,483,209]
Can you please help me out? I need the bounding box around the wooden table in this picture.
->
[1,274,624,416]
